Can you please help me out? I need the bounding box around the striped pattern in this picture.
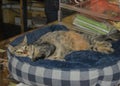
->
[8,53,120,86]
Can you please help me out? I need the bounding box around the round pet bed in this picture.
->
[7,25,120,86]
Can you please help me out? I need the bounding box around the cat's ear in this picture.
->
[21,35,28,45]
[8,44,14,53]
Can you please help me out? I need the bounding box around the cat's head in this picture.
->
[8,36,31,57]
[8,36,39,60]
[8,36,56,61]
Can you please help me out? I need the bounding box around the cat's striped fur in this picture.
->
[8,30,115,61]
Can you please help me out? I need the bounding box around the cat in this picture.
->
[8,37,56,61]
[8,30,115,61]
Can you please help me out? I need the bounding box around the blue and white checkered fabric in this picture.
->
[7,52,120,86]
[7,25,120,86]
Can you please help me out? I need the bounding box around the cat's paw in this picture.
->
[92,41,114,54]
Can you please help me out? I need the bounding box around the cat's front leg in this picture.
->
[47,46,65,61]
[92,41,114,54]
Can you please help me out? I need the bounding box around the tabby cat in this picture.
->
[8,30,115,61]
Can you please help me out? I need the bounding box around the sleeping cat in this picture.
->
[8,30,114,61]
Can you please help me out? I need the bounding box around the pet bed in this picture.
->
[7,25,120,86]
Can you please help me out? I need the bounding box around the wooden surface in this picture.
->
[0,69,18,86]
[0,69,9,86]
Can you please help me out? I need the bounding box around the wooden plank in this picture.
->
[20,0,28,33]
[0,0,2,24]
[0,0,3,41]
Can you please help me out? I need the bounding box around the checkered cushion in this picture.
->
[7,25,120,86]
